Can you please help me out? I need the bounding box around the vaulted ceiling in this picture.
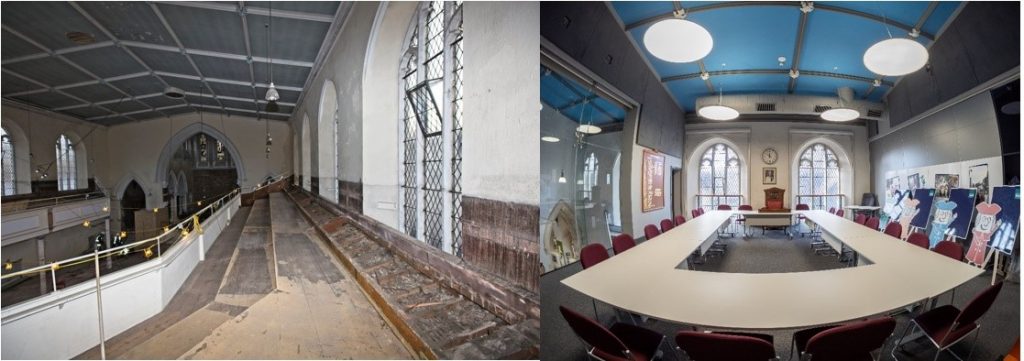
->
[611,1,963,112]
[2,1,344,125]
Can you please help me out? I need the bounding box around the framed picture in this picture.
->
[762,167,777,185]
[641,149,665,212]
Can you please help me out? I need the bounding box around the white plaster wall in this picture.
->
[462,1,540,206]
[1,104,109,192]
[104,111,292,208]
[683,122,871,212]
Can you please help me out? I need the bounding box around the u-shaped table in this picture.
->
[561,210,983,330]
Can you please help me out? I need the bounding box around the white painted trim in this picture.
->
[686,128,752,135]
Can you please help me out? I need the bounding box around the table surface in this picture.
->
[844,205,882,210]
[561,210,983,330]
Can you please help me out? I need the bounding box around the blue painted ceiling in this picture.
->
[611,1,962,112]
[541,66,627,125]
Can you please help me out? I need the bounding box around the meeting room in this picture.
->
[540,2,1020,361]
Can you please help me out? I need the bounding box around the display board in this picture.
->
[910,188,935,229]
[927,188,977,246]
[989,186,1020,254]
[641,149,665,212]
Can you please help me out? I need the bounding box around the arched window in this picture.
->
[797,143,841,210]
[1,127,14,195]
[697,143,741,210]
[56,134,77,191]
[400,1,464,256]
[582,153,598,200]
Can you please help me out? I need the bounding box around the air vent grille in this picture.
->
[866,109,883,117]
[756,103,776,111]
[813,105,832,113]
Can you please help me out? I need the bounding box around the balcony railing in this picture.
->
[795,194,846,211]
[694,195,745,212]
[1,190,106,214]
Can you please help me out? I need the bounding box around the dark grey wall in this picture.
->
[886,2,1020,127]
[540,2,685,158]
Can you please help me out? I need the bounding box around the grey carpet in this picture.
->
[541,229,1020,361]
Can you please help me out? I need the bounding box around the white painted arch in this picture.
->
[318,79,339,202]
[789,137,855,208]
[301,113,311,191]
[1,118,31,194]
[154,123,245,190]
[685,137,750,212]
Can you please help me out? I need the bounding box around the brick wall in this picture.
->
[461,196,540,292]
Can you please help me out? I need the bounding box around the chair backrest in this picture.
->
[612,234,636,255]
[738,204,753,211]
[932,240,963,261]
[883,222,902,239]
[854,214,867,225]
[675,331,776,361]
[804,317,896,361]
[952,282,1004,330]
[674,215,687,226]
[907,232,929,249]
[717,204,732,210]
[580,243,609,269]
[560,306,631,360]
[692,209,701,219]
[828,207,836,214]
[644,224,661,240]
[864,216,880,230]
[861,193,877,207]
[660,219,675,233]
[698,208,706,215]
[795,203,810,211]
[835,209,845,217]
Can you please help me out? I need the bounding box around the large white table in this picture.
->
[561,210,982,330]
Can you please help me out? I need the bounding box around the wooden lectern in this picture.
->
[759,187,790,212]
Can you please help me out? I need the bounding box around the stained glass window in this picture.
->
[697,143,741,209]
[798,143,841,210]
[400,1,464,256]
[1,127,14,196]
[56,134,77,191]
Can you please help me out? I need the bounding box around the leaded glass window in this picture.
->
[582,153,598,200]
[697,143,741,210]
[1,127,14,196]
[56,134,77,191]
[798,143,841,210]
[400,1,464,256]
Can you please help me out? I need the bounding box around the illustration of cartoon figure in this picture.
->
[898,197,920,240]
[928,200,958,248]
[966,203,1002,265]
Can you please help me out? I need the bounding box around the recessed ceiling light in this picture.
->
[66,31,95,45]
[698,105,739,121]
[643,19,713,63]
[1001,101,1020,115]
[541,136,560,142]
[163,86,185,99]
[863,38,929,76]
[820,108,861,121]
[576,124,602,134]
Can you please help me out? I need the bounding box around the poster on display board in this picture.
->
[988,186,1020,255]
[910,188,936,229]
[934,173,960,198]
[885,190,910,225]
[641,149,665,212]
[897,193,921,239]
[927,188,977,247]
[968,163,990,202]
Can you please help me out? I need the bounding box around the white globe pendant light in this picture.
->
[863,38,929,76]
[698,87,738,121]
[576,124,602,134]
[643,18,713,63]
[820,107,860,122]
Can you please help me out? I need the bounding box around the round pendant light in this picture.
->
[820,107,861,122]
[643,18,713,63]
[541,136,560,143]
[698,105,739,121]
[576,124,602,134]
[863,38,929,76]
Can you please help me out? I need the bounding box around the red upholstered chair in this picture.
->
[674,215,686,226]
[738,205,753,211]
[644,224,661,240]
[883,222,902,239]
[794,204,811,237]
[698,208,705,216]
[580,243,609,269]
[907,232,929,249]
[717,204,732,210]
[792,317,896,361]
[675,331,776,361]
[828,207,836,214]
[612,234,636,255]
[933,240,964,261]
[854,214,867,225]
[561,306,665,361]
[691,209,701,219]
[864,216,880,230]
[835,209,845,218]
[892,282,1004,361]
[660,219,675,233]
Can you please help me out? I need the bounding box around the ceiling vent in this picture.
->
[755,103,776,111]
[866,109,884,117]
[813,105,832,113]
[66,31,95,45]
[163,86,186,99]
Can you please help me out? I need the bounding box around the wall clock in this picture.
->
[762,148,779,164]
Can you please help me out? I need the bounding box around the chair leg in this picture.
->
[591,299,599,322]
[890,321,917,361]
[964,327,981,361]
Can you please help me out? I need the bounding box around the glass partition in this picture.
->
[539,63,628,272]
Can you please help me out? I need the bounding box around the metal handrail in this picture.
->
[0,187,240,281]
[794,194,846,210]
[2,190,107,213]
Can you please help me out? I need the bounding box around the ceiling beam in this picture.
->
[148,2,228,112]
[118,40,313,68]
[4,70,301,98]
[0,40,116,65]
[153,71,303,92]
[52,90,296,112]
[662,68,894,87]
[550,73,619,121]
[914,2,940,30]
[787,10,809,93]
[697,60,714,93]
[556,94,600,111]
[162,1,334,23]
[623,2,935,40]
[54,92,162,111]
[86,102,291,121]
[239,1,262,111]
